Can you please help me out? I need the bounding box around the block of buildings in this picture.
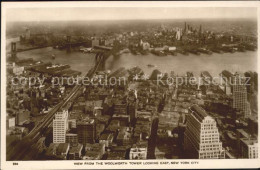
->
[112,114,130,126]
[16,109,30,126]
[83,143,105,160]
[107,146,128,160]
[129,147,147,159]
[56,143,70,160]
[68,143,83,160]
[116,127,133,146]
[99,133,114,147]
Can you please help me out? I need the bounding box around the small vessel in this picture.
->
[131,50,137,55]
[147,64,155,68]
[168,51,177,56]
[211,48,222,53]
[178,49,189,55]
[198,48,213,55]
[140,50,148,55]
[188,49,200,55]
[52,54,56,59]
[237,46,246,52]
[221,46,235,53]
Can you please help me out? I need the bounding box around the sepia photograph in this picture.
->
[1,1,259,169]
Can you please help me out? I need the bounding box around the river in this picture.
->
[17,47,257,77]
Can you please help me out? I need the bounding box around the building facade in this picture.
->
[65,133,78,147]
[53,110,69,143]
[184,105,225,159]
[240,138,258,159]
[77,119,96,144]
[233,77,251,118]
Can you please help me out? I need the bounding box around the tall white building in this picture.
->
[184,105,225,159]
[240,138,258,159]
[233,76,251,118]
[176,28,182,41]
[53,110,69,143]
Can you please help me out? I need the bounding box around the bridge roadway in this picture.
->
[8,44,112,54]
[7,53,103,160]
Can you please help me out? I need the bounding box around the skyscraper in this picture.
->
[77,118,96,145]
[199,25,202,37]
[53,110,69,143]
[233,76,251,118]
[176,28,182,41]
[240,138,258,158]
[184,105,225,159]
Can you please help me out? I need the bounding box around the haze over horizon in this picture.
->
[6,7,257,22]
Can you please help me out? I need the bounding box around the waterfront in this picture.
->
[18,47,96,75]
[17,47,257,77]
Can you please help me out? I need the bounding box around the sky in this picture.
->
[6,7,257,22]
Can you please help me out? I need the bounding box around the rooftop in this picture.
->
[201,71,212,79]
[69,144,83,154]
[45,143,59,156]
[77,119,95,125]
[85,143,104,150]
[189,105,208,122]
[99,133,113,141]
[57,143,70,154]
[66,133,77,137]
[240,138,258,146]
[237,129,250,138]
[221,70,233,80]
[130,147,147,152]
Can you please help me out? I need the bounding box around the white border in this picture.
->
[1,1,260,169]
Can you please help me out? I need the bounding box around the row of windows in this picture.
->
[201,134,219,137]
[200,152,221,156]
[201,130,218,134]
[200,147,221,151]
[200,146,221,149]
[201,137,219,141]
[53,138,65,140]
[201,140,219,144]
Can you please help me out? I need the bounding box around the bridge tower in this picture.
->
[66,35,71,53]
[11,42,17,59]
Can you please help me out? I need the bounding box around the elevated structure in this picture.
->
[93,45,113,51]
